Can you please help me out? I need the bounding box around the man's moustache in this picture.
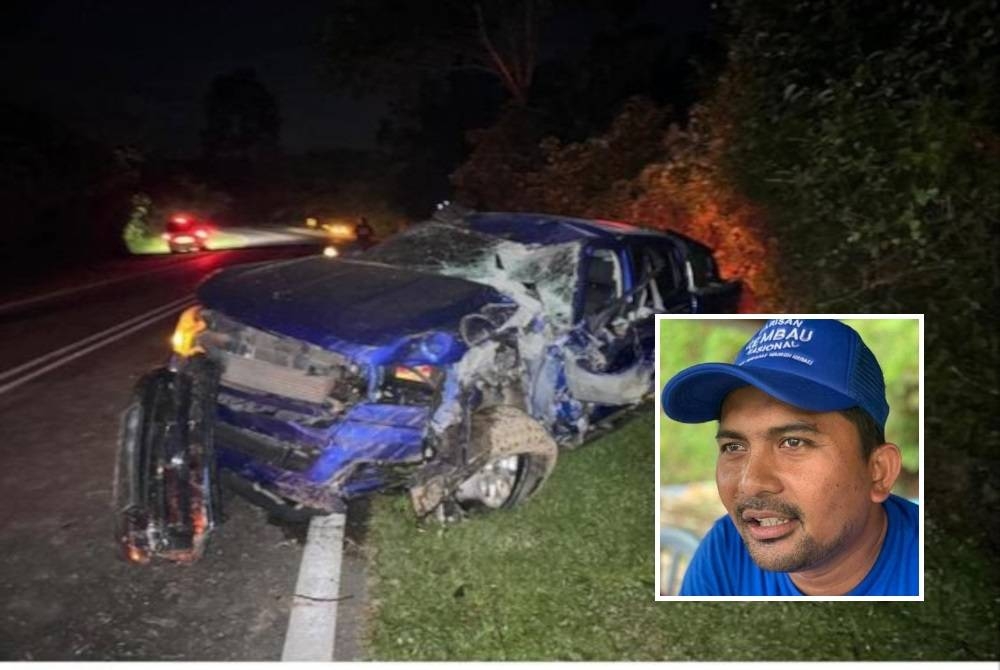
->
[736,497,803,520]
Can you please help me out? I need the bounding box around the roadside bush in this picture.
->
[453,96,782,308]
[620,88,783,310]
[717,0,1000,552]
[122,193,153,251]
[451,0,998,454]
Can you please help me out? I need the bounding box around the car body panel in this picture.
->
[197,256,509,358]
[116,209,740,562]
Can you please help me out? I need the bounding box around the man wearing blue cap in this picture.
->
[661,319,919,596]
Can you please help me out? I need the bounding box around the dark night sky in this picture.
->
[0,0,385,156]
[0,1,708,159]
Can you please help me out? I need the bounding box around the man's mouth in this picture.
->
[739,507,800,541]
[758,517,791,527]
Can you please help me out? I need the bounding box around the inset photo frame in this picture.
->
[655,315,923,601]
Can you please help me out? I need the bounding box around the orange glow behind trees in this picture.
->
[453,94,782,311]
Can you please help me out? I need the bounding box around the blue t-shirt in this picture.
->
[679,494,919,596]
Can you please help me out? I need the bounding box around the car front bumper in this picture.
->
[214,388,432,512]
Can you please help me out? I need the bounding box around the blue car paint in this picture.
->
[198,257,507,362]
[464,212,647,245]
[195,261,501,505]
[224,402,426,501]
[216,399,429,495]
[215,397,328,450]
[191,212,738,512]
[307,404,429,483]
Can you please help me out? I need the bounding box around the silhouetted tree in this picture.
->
[378,71,507,216]
[0,100,139,273]
[323,0,551,106]
[201,68,281,162]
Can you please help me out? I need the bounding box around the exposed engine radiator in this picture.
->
[218,351,337,404]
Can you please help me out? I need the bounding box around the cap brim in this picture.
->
[661,363,858,423]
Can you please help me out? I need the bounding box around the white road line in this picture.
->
[0,296,195,397]
[0,235,320,315]
[0,294,194,384]
[281,513,346,662]
[0,256,204,315]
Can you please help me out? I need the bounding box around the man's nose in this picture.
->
[738,447,782,496]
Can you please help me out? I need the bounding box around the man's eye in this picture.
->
[781,437,806,448]
[719,442,745,454]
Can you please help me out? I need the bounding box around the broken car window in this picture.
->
[582,249,622,317]
[366,222,581,324]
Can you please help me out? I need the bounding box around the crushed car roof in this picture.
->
[463,212,675,245]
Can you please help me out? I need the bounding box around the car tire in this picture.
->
[454,405,558,510]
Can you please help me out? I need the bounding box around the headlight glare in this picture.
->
[171,305,206,357]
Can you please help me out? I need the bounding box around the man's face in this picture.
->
[715,386,876,573]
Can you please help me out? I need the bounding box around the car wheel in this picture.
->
[454,405,558,510]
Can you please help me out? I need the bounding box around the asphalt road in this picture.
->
[0,244,363,660]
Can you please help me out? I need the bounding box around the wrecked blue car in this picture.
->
[113,210,740,562]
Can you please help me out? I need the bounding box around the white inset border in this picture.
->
[654,313,924,602]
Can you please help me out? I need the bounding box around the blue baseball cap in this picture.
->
[661,319,889,429]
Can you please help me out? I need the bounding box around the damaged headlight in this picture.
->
[380,364,443,405]
[171,305,206,357]
[391,364,442,386]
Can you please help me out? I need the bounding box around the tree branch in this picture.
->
[814,261,954,309]
[474,2,527,104]
[523,0,536,90]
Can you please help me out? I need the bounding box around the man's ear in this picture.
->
[868,443,902,503]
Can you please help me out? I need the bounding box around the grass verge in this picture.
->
[365,413,998,661]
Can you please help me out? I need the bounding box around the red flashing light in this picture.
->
[171,215,189,224]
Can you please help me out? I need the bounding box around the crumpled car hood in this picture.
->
[197,256,512,350]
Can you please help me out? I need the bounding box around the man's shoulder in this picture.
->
[849,494,920,596]
[678,515,737,596]
[696,514,745,558]
[884,493,920,544]
[886,493,919,519]
[884,493,920,558]
[679,514,783,596]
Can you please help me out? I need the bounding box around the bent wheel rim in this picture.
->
[456,455,522,508]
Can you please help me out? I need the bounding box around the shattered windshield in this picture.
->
[366,222,581,324]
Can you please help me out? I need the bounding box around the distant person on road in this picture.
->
[661,318,918,596]
[355,217,374,249]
